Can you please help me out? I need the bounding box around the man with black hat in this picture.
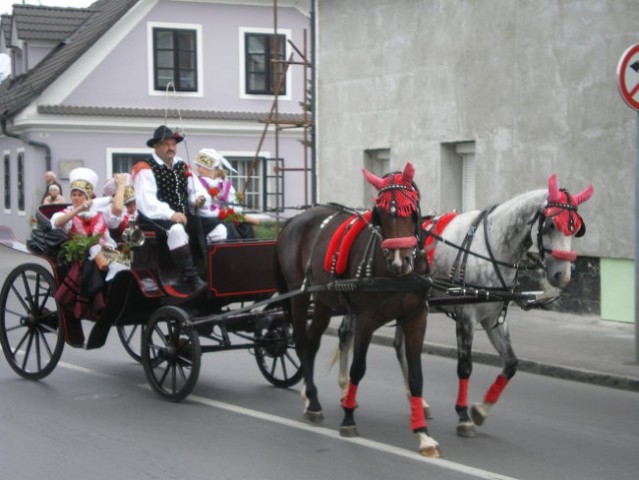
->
[131,125,206,293]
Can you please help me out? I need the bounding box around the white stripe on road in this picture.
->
[185,392,522,480]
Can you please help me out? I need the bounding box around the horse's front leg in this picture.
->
[471,317,518,427]
[339,322,373,438]
[455,314,476,438]
[393,325,432,419]
[402,310,440,458]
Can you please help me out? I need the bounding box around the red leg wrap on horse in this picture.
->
[484,374,509,404]
[409,396,427,431]
[456,378,469,407]
[342,382,358,409]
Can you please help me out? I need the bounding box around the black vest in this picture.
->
[145,158,189,213]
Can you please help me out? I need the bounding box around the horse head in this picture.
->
[536,174,593,287]
[363,162,422,276]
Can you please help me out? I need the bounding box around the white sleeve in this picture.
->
[133,167,175,220]
[50,211,71,234]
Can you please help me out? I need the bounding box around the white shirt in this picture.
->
[133,153,198,220]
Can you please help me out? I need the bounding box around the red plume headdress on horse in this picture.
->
[544,174,593,238]
[362,162,420,218]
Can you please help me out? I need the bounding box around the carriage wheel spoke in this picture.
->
[9,283,31,313]
[20,328,35,371]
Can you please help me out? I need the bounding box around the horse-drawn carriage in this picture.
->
[0,202,302,402]
[0,165,593,458]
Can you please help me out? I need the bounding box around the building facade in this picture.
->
[0,0,311,241]
[315,0,639,321]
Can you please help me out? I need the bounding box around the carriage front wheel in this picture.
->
[142,306,201,402]
[0,263,64,380]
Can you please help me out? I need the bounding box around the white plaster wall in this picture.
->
[316,0,638,258]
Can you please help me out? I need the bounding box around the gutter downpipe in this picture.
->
[1,117,52,171]
[310,0,317,204]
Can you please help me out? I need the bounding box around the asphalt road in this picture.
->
[1,326,637,480]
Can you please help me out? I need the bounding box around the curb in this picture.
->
[325,326,639,393]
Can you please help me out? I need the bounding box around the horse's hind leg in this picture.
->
[471,317,518,427]
[295,298,331,423]
[336,315,354,396]
[454,315,477,438]
[393,326,432,419]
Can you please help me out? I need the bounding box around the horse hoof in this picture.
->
[456,421,477,438]
[470,403,490,426]
[339,425,359,438]
[304,410,324,424]
[419,446,441,458]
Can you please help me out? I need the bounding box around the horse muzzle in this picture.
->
[382,236,418,275]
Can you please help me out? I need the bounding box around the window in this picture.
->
[227,156,264,210]
[440,141,475,212]
[244,32,287,95]
[153,28,197,92]
[112,153,153,175]
[363,148,390,209]
[17,151,24,212]
[3,152,9,210]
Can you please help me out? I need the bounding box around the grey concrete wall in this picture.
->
[316,0,638,259]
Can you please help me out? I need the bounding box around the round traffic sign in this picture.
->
[617,44,639,111]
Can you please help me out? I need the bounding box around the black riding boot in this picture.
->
[170,245,207,293]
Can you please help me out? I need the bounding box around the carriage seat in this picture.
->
[35,203,70,227]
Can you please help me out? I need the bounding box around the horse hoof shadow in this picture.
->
[456,421,477,438]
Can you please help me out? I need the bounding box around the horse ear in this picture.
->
[402,162,415,183]
[572,184,593,206]
[362,168,385,190]
[547,174,561,202]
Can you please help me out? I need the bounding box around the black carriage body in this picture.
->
[0,205,302,400]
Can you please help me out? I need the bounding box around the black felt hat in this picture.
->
[146,125,184,148]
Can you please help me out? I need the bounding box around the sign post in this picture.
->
[617,44,639,363]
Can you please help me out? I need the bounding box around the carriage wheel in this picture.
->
[117,324,146,363]
[0,263,64,380]
[142,306,201,402]
[254,306,302,388]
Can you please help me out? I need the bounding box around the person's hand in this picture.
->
[171,212,187,225]
[196,195,206,208]
[114,173,127,186]
[79,199,92,212]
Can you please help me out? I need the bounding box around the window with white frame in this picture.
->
[110,151,154,176]
[226,156,264,211]
[148,22,202,95]
[439,141,476,212]
[17,151,24,212]
[240,28,291,99]
[3,152,9,211]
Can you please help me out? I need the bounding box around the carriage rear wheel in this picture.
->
[254,304,302,388]
[142,306,201,402]
[117,324,146,363]
[0,263,64,380]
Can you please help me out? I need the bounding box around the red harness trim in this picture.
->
[421,212,458,266]
[323,211,372,275]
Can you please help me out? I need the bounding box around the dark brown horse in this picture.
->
[275,163,440,457]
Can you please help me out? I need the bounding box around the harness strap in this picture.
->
[449,207,491,284]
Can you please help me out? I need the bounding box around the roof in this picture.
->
[1,14,11,49]
[0,0,140,119]
[37,105,308,123]
[10,5,94,43]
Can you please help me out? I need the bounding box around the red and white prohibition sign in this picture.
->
[617,44,639,111]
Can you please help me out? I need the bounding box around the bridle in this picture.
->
[373,174,423,265]
[531,188,586,263]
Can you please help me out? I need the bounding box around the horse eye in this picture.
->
[542,219,555,234]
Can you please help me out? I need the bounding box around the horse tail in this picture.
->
[273,219,293,319]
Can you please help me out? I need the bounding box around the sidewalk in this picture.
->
[329,307,639,392]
